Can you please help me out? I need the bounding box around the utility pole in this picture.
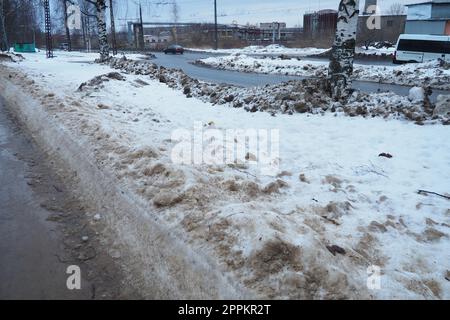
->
[109,0,117,55]
[138,2,145,50]
[87,17,92,53]
[0,0,9,51]
[44,0,54,58]
[83,15,92,53]
[214,0,218,50]
[81,15,86,51]
[63,0,72,51]
[272,22,275,44]
[272,22,280,44]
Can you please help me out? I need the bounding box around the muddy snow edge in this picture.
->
[0,76,253,299]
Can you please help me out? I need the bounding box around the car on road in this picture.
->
[393,34,450,64]
[59,43,69,51]
[163,44,185,55]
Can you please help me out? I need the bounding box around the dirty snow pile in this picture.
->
[0,51,25,63]
[189,44,394,58]
[196,54,450,90]
[98,55,450,125]
[354,59,450,90]
[357,45,396,57]
[188,44,329,57]
[1,51,450,299]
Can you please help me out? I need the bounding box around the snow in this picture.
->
[189,44,394,57]
[188,44,329,57]
[1,50,449,299]
[197,53,327,77]
[357,46,396,56]
[197,54,450,90]
[409,87,425,102]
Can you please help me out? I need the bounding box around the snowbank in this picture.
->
[0,51,24,62]
[196,54,450,90]
[188,44,329,57]
[189,44,394,58]
[0,54,250,299]
[1,51,449,299]
[101,55,447,125]
[357,46,396,57]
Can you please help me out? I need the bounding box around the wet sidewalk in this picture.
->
[0,97,92,299]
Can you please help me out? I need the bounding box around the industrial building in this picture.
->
[405,0,450,35]
[209,23,299,43]
[303,10,338,36]
[357,14,407,44]
[127,21,302,49]
[356,0,406,45]
[143,31,171,46]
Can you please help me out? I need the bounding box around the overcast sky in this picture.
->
[112,0,422,29]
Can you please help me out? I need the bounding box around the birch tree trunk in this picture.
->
[95,0,109,61]
[0,0,8,51]
[62,0,72,51]
[328,0,360,100]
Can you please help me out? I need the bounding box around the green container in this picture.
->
[14,43,36,53]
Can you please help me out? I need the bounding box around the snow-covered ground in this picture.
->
[358,45,396,56]
[188,44,329,57]
[196,54,450,90]
[188,44,393,57]
[1,51,449,299]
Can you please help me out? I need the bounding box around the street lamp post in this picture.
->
[214,0,218,50]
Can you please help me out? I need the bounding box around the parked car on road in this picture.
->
[393,34,450,64]
[163,44,184,55]
[59,43,69,51]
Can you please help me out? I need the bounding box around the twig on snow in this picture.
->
[418,190,450,200]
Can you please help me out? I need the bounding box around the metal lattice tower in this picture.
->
[44,0,53,58]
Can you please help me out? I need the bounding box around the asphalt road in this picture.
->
[149,51,449,101]
[0,98,89,299]
[0,97,137,300]
[153,51,301,86]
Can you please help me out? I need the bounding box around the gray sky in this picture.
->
[113,0,421,29]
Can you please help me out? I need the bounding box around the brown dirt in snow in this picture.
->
[351,232,386,268]
[314,201,353,221]
[404,278,442,299]
[78,72,125,92]
[249,239,302,279]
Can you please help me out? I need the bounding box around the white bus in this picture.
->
[393,34,450,64]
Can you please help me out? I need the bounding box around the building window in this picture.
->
[387,20,393,27]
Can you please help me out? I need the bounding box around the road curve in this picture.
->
[149,51,449,102]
